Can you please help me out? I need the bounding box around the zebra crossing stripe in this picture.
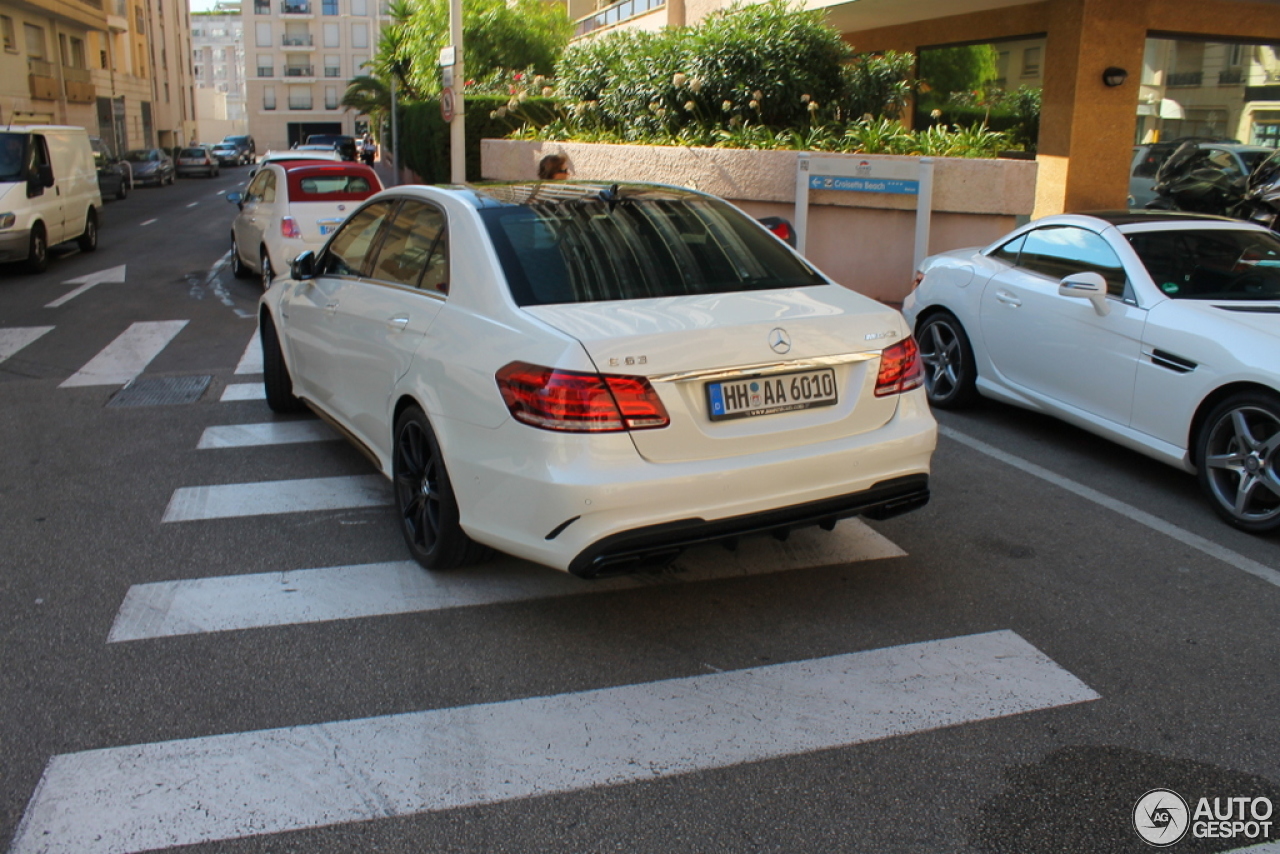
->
[234,329,262,374]
[220,382,264,401]
[196,420,339,449]
[9,630,1099,854]
[107,520,905,641]
[59,321,189,388]
[161,474,390,522]
[0,326,54,363]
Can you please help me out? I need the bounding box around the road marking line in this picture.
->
[940,425,1280,588]
[46,264,128,308]
[161,474,390,522]
[186,202,199,208]
[234,329,262,374]
[220,382,264,401]
[58,321,189,388]
[10,630,1098,853]
[108,521,905,641]
[196,420,339,449]
[0,326,54,363]
[140,218,156,226]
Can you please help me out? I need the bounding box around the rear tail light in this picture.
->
[280,217,301,239]
[495,361,670,432]
[874,336,923,397]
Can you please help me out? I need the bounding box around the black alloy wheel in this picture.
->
[1196,392,1280,532]
[393,407,491,571]
[916,311,979,409]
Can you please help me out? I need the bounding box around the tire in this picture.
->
[24,225,48,274]
[77,209,98,253]
[260,248,274,291]
[260,315,306,414]
[116,177,128,201]
[1195,391,1280,533]
[916,311,979,409]
[230,235,253,280]
[393,407,492,570]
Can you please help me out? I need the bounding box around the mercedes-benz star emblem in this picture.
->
[769,328,791,354]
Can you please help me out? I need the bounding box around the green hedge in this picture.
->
[398,95,558,183]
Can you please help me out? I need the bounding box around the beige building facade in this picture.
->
[0,0,106,128]
[243,0,386,152]
[192,2,246,143]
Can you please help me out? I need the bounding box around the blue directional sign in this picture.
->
[809,175,920,195]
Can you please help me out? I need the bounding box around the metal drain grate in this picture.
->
[108,376,212,407]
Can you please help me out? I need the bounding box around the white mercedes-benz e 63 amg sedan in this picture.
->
[260,181,936,576]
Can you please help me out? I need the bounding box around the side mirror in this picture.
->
[291,250,316,280]
[37,163,54,188]
[1059,271,1111,316]
[226,191,243,206]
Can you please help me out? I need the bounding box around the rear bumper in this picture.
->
[567,474,928,578]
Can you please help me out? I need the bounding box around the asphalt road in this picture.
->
[1,173,1278,854]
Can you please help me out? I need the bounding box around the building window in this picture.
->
[351,0,366,14]
[195,64,203,77]
[351,22,367,48]
[256,22,272,48]
[254,0,270,12]
[324,55,340,76]
[1022,46,1040,77]
[24,23,46,59]
[288,86,311,109]
[257,54,273,76]
[322,0,338,14]
[264,84,276,109]
[322,22,339,47]
[1,16,15,53]
[325,85,337,108]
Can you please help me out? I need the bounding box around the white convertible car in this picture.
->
[903,210,1280,533]
[260,181,937,576]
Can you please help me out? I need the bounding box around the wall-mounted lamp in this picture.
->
[1103,66,1129,87]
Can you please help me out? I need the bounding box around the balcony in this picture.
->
[27,58,59,101]
[283,64,315,79]
[323,66,341,77]
[281,1,313,14]
[282,34,314,48]
[574,0,664,38]
[63,66,95,102]
[1166,70,1204,87]
[1218,68,1244,85]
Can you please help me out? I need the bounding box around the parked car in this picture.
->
[1129,140,1272,208]
[221,134,255,164]
[0,125,101,273]
[259,181,936,576]
[175,145,221,178]
[303,133,357,161]
[123,148,175,186]
[228,159,382,288]
[246,149,342,178]
[903,210,1280,532]
[89,136,130,200]
[210,142,245,166]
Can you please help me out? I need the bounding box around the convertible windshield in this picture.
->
[1126,227,1280,300]
[480,187,825,306]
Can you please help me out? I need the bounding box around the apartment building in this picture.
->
[244,0,385,151]
[192,2,247,141]
[143,0,195,148]
[0,0,106,128]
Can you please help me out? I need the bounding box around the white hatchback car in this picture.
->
[903,210,1280,532]
[228,159,381,288]
[260,182,937,576]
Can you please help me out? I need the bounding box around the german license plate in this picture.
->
[706,368,838,421]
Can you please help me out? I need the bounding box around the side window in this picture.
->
[317,200,395,277]
[30,134,49,173]
[991,233,1025,266]
[367,200,448,291]
[260,170,277,204]
[245,170,270,202]
[1017,226,1128,297]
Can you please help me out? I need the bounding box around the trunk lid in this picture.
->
[524,286,910,463]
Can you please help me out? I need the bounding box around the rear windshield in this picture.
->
[287,167,379,201]
[180,148,207,157]
[481,192,825,306]
[1126,227,1280,300]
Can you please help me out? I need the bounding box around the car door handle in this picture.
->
[995,290,1022,307]
[386,315,409,330]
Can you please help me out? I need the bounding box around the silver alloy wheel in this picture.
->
[1201,400,1280,529]
[260,250,273,291]
[916,312,976,408]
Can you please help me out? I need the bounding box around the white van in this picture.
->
[0,125,102,273]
